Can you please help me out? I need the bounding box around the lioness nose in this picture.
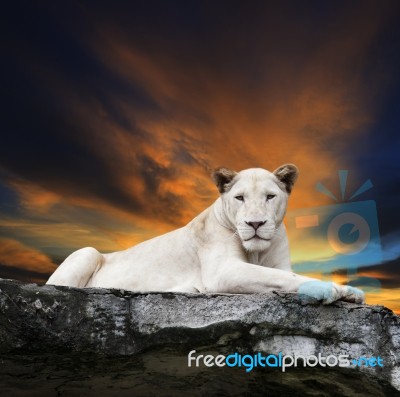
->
[246,221,266,231]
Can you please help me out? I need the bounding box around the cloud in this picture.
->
[8,179,61,213]
[3,1,397,231]
[381,232,400,262]
[292,230,400,277]
[2,6,396,229]
[365,288,400,315]
[66,0,397,214]
[0,238,56,274]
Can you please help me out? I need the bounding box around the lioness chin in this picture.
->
[47,164,364,305]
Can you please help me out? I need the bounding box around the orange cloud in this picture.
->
[68,3,391,225]
[0,238,56,273]
[366,289,400,315]
[7,2,391,238]
[8,179,61,213]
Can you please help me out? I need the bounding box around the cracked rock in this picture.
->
[0,278,399,396]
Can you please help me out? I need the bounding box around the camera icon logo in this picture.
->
[327,209,372,256]
[287,171,382,290]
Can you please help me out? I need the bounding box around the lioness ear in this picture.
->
[273,164,299,193]
[212,167,237,193]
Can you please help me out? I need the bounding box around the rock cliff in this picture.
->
[0,278,399,396]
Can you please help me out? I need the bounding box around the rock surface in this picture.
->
[0,278,399,396]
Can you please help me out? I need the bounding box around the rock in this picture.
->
[0,277,399,396]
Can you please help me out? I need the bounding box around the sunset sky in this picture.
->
[2,1,400,312]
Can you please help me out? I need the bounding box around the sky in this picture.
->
[1,1,400,312]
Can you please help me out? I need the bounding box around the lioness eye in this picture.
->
[266,194,276,200]
[235,195,244,201]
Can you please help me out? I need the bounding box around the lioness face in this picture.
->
[213,165,298,252]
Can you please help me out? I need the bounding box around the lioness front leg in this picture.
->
[201,259,364,304]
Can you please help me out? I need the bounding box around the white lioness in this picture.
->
[47,164,364,304]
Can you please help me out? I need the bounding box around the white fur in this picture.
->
[47,167,364,304]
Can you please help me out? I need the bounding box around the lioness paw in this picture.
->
[298,281,365,305]
[340,285,365,304]
[298,281,341,305]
